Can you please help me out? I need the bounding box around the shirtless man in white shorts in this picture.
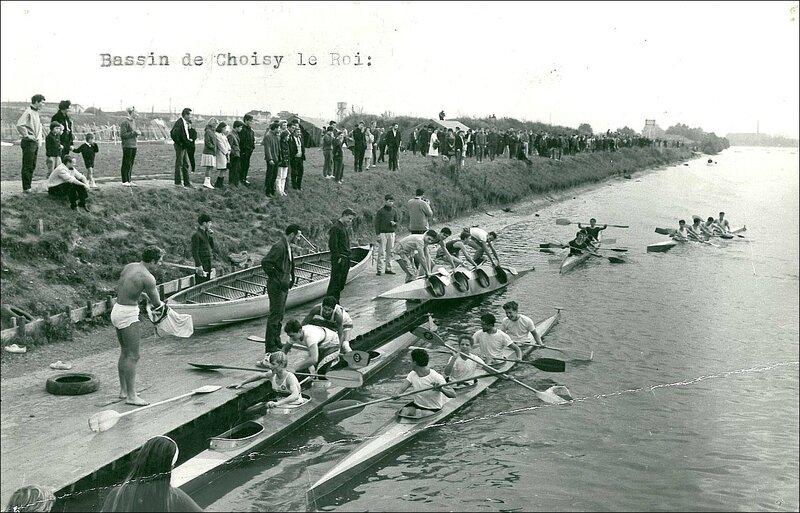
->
[111,245,164,406]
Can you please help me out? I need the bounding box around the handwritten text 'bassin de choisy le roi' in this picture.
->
[99,52,371,69]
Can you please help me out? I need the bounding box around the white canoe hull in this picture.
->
[166,247,372,328]
[377,264,531,301]
[305,311,561,504]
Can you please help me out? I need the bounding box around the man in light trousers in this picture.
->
[374,194,400,275]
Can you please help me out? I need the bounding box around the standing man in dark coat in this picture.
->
[170,107,194,188]
[191,213,215,284]
[385,123,402,171]
[263,121,280,197]
[239,114,256,187]
[289,126,306,190]
[51,100,75,159]
[325,208,357,302]
[258,224,301,367]
[417,125,429,157]
[352,121,366,173]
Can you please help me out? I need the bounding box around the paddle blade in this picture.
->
[188,362,221,370]
[536,385,572,405]
[342,350,371,369]
[194,385,222,394]
[540,248,556,254]
[555,218,572,226]
[654,227,675,235]
[247,335,266,343]
[88,410,121,433]
[530,357,566,373]
[325,369,364,388]
[608,255,626,264]
[323,399,365,421]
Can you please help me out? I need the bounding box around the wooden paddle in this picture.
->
[541,243,627,253]
[322,373,500,421]
[408,346,565,372]
[187,363,364,387]
[88,385,222,433]
[518,342,593,361]
[556,218,629,228]
[608,254,627,264]
[413,327,570,404]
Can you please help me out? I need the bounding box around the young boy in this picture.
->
[45,121,64,173]
[443,334,485,387]
[395,348,455,418]
[500,301,543,346]
[72,133,100,188]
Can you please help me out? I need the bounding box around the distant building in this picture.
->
[245,110,271,122]
[642,119,665,139]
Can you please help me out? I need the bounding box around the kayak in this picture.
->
[560,240,600,274]
[305,310,561,505]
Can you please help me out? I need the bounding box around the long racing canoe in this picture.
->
[560,240,600,274]
[305,309,562,505]
[167,246,372,328]
[377,263,532,301]
[172,315,432,494]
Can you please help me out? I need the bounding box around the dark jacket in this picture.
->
[289,134,305,161]
[45,132,63,158]
[202,127,217,155]
[72,142,99,167]
[263,131,280,162]
[322,133,335,151]
[384,129,401,151]
[454,133,464,152]
[375,205,400,234]
[261,237,296,291]
[170,117,193,150]
[328,220,351,263]
[239,124,255,153]
[227,131,240,158]
[191,228,215,271]
[352,127,366,151]
[51,110,74,150]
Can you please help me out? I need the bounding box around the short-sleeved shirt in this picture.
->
[501,315,537,343]
[394,234,427,259]
[405,369,448,410]
[474,329,514,363]
[449,354,486,382]
[469,227,489,242]
[298,325,340,353]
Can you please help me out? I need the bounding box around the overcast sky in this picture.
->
[2,1,797,137]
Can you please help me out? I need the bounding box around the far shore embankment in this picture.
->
[0,143,692,357]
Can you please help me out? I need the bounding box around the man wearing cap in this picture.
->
[326,208,357,301]
[16,94,45,193]
[375,194,400,275]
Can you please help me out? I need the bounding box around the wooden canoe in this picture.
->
[305,310,562,505]
[166,247,372,328]
[376,264,532,301]
[646,240,678,252]
[172,316,433,494]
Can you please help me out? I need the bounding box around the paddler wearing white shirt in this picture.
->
[688,217,706,240]
[473,312,522,366]
[500,301,543,346]
[443,335,486,386]
[282,320,341,376]
[703,217,720,236]
[394,230,438,283]
[672,220,689,241]
[395,348,456,417]
[462,227,499,266]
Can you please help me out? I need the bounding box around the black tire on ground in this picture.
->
[45,373,100,396]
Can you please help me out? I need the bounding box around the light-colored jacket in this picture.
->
[47,163,88,188]
[119,117,138,148]
[16,107,44,145]
[407,197,434,231]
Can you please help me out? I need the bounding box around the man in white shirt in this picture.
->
[463,227,499,266]
[395,348,455,417]
[16,93,46,193]
[282,319,340,376]
[473,313,521,365]
[47,155,91,211]
[500,301,543,346]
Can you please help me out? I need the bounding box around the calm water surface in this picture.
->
[195,147,799,512]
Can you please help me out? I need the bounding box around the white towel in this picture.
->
[147,303,194,338]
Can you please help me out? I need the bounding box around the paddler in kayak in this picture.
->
[703,217,720,236]
[302,295,354,354]
[283,320,341,377]
[688,217,708,241]
[500,300,543,346]
[716,211,731,233]
[462,227,500,266]
[577,218,607,242]
[228,352,305,408]
[567,229,598,256]
[443,335,486,387]
[473,312,522,366]
[395,348,456,418]
[671,220,690,241]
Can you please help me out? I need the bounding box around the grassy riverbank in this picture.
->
[0,144,691,328]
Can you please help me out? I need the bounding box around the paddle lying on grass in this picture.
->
[322,373,502,421]
[408,346,565,372]
[556,218,629,228]
[413,326,571,405]
[89,385,222,433]
[519,341,593,361]
[187,363,364,387]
